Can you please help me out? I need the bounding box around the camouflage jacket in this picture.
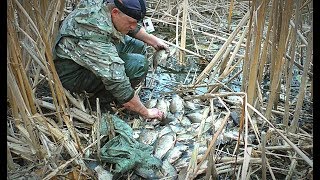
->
[54,0,137,104]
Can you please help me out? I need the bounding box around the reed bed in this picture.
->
[7,0,312,179]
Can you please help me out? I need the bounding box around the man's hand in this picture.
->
[152,37,169,51]
[144,108,164,119]
[123,95,164,120]
[134,27,169,51]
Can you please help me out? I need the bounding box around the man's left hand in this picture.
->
[152,38,169,51]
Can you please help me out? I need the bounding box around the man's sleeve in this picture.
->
[56,37,135,104]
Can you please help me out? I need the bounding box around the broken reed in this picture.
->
[7,0,86,172]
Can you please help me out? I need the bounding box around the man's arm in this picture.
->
[133,27,168,50]
[123,94,164,119]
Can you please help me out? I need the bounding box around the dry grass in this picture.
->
[7,0,313,179]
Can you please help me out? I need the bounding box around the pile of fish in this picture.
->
[131,94,244,179]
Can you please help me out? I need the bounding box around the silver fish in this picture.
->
[138,129,159,146]
[185,144,207,158]
[176,133,195,142]
[153,46,177,71]
[154,127,176,159]
[161,112,178,125]
[174,156,190,172]
[145,99,158,108]
[173,111,184,121]
[186,112,203,123]
[170,94,184,114]
[160,160,177,179]
[165,144,189,164]
[205,114,218,123]
[223,129,239,141]
[180,116,192,127]
[183,100,198,110]
[158,125,173,137]
[190,123,200,129]
[170,124,187,135]
[195,122,213,135]
[155,98,169,117]
[135,166,162,179]
[153,49,169,71]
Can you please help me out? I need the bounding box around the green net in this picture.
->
[99,114,162,174]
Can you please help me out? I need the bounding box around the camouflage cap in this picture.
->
[106,0,146,21]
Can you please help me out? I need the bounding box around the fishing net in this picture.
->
[99,114,162,174]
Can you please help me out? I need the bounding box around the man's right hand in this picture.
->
[123,95,164,120]
[144,108,164,120]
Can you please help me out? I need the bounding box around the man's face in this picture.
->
[111,8,138,34]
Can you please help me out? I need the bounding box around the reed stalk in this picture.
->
[289,23,313,133]
[246,0,269,106]
[241,0,255,92]
[265,0,293,120]
[179,0,188,65]
[283,0,302,128]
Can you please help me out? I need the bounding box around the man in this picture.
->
[53,0,166,119]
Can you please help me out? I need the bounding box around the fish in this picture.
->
[160,112,177,125]
[180,116,192,127]
[169,94,184,114]
[154,126,176,160]
[164,143,189,164]
[138,129,159,146]
[173,111,184,121]
[190,123,201,130]
[153,49,169,72]
[223,129,239,141]
[186,112,203,123]
[94,165,114,180]
[174,155,190,172]
[160,159,177,179]
[155,98,169,117]
[184,143,208,160]
[168,114,181,125]
[186,106,210,123]
[195,122,213,135]
[135,166,162,179]
[170,124,187,135]
[230,111,240,126]
[158,125,173,137]
[205,114,218,123]
[183,100,198,111]
[152,46,177,71]
[145,99,158,109]
[176,133,196,142]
